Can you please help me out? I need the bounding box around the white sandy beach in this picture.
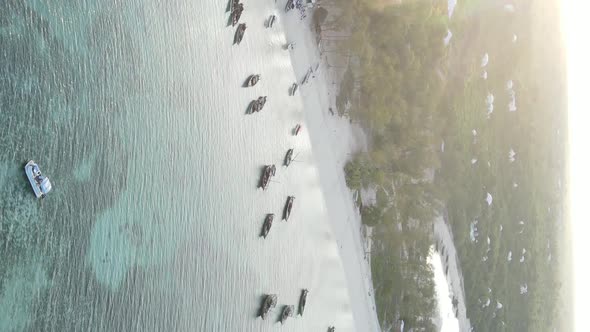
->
[276,3,471,332]
[434,216,471,331]
[278,4,381,332]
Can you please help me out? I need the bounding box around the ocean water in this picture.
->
[0,0,360,331]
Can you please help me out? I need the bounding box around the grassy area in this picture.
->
[437,1,566,330]
[331,0,566,330]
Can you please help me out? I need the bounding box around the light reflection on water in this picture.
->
[0,0,361,331]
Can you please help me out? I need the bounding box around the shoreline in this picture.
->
[278,4,381,331]
[276,4,470,331]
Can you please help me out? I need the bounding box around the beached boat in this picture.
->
[267,15,276,28]
[245,74,260,87]
[259,164,276,190]
[298,289,308,315]
[259,294,278,319]
[261,214,274,238]
[290,83,298,96]
[234,23,247,45]
[280,305,294,324]
[24,160,52,198]
[283,196,295,220]
[284,148,294,167]
[293,124,302,136]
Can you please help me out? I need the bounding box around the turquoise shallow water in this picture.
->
[0,0,360,331]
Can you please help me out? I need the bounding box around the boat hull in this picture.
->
[298,289,308,315]
[290,83,298,96]
[284,149,294,166]
[259,294,277,319]
[260,214,274,238]
[280,305,294,324]
[244,75,259,87]
[234,24,246,45]
[285,0,294,12]
[259,165,275,190]
[25,160,51,198]
[283,196,294,220]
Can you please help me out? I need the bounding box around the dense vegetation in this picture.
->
[317,0,566,331]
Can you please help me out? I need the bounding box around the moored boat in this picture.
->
[298,289,308,315]
[234,23,247,45]
[283,196,295,221]
[249,96,267,113]
[229,3,244,27]
[259,294,278,320]
[293,124,302,136]
[24,160,52,198]
[284,148,294,167]
[245,74,260,87]
[280,305,294,324]
[261,214,274,238]
[259,164,276,190]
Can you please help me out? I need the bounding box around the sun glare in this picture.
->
[563,0,590,330]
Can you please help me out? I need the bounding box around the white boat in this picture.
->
[25,160,52,198]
